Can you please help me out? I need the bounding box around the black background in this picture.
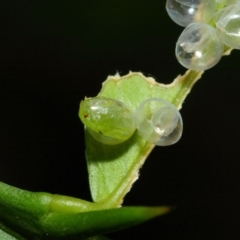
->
[0,1,240,239]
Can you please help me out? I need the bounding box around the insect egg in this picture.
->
[215,0,239,6]
[135,98,183,146]
[214,3,240,49]
[79,97,136,145]
[175,22,223,70]
[166,0,217,27]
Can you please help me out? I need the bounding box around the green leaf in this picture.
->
[0,181,170,239]
[0,221,27,240]
[85,70,203,205]
[41,206,171,239]
[0,231,17,240]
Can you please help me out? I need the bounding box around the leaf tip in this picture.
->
[146,206,173,218]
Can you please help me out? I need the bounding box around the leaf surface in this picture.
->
[85,71,203,205]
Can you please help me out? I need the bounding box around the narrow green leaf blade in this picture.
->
[41,206,171,239]
[0,182,170,239]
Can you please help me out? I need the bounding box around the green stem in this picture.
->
[168,70,203,109]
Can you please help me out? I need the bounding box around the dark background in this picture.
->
[0,1,239,239]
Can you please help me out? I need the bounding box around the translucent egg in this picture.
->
[215,0,239,6]
[79,97,136,145]
[135,98,183,146]
[214,3,240,49]
[175,22,223,70]
[166,0,217,27]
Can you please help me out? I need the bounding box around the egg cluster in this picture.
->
[79,97,183,146]
[166,0,240,70]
